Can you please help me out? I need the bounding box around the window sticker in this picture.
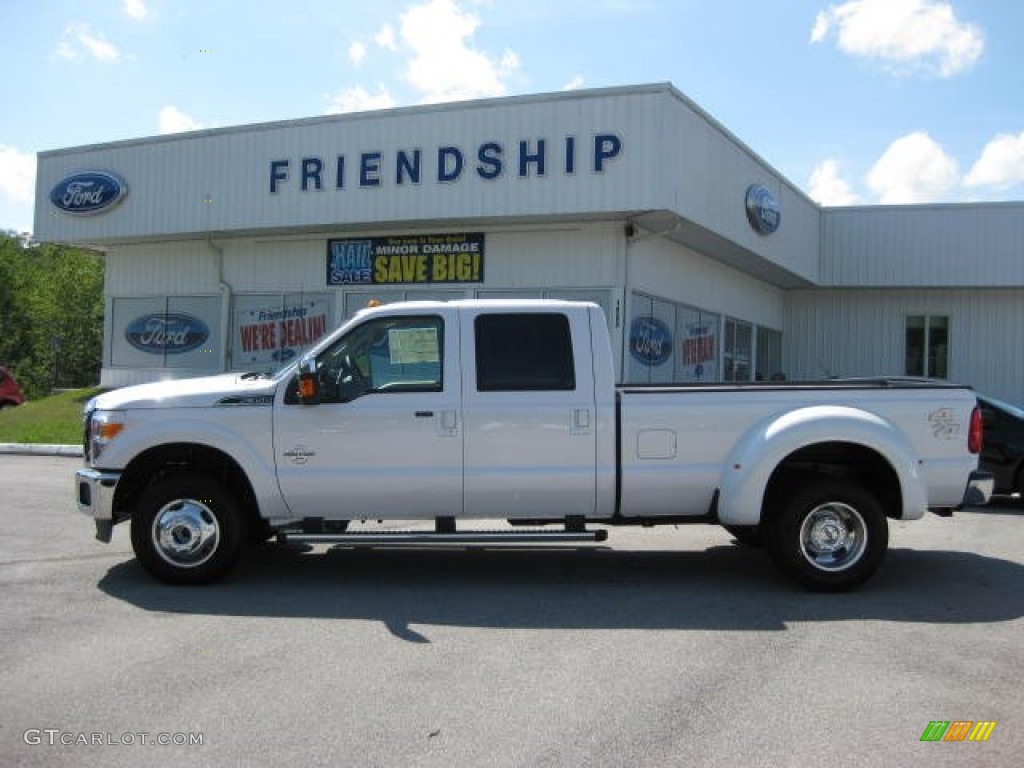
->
[388,327,440,364]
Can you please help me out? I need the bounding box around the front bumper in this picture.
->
[75,468,121,542]
[960,469,994,508]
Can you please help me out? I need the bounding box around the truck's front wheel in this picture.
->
[766,482,887,592]
[131,473,246,585]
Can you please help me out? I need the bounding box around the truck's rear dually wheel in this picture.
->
[131,473,246,585]
[767,481,888,592]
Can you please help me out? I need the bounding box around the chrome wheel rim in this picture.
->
[799,501,867,572]
[152,499,220,568]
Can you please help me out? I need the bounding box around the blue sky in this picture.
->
[2,0,1023,235]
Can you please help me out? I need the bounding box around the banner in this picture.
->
[233,295,330,368]
[680,321,717,381]
[327,233,484,286]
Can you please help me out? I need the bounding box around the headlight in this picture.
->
[88,410,126,462]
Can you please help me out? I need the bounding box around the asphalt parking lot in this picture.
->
[1,454,1021,767]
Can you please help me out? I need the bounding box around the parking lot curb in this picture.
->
[0,443,83,457]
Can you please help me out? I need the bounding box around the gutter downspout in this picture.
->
[207,238,233,373]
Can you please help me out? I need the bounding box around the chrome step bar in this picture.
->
[277,529,608,546]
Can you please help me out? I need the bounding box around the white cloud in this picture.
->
[964,131,1024,190]
[325,85,397,115]
[348,41,367,67]
[866,131,959,203]
[810,0,983,77]
[808,159,863,206]
[399,0,520,103]
[61,23,122,63]
[159,106,204,134]
[0,145,36,204]
[375,24,398,52]
[54,41,77,61]
[562,75,585,91]
[123,0,148,20]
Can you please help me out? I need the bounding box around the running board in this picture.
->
[277,529,608,546]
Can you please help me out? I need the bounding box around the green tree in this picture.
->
[0,232,104,399]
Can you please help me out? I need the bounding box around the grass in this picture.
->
[0,387,102,444]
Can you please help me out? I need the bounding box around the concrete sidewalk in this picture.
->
[0,444,83,457]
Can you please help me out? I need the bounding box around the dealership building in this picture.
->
[33,83,1024,402]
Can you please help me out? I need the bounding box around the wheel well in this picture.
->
[112,443,259,526]
[762,441,902,522]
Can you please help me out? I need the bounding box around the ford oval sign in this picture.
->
[629,316,673,366]
[272,347,296,363]
[50,171,128,216]
[125,313,209,355]
[745,184,781,235]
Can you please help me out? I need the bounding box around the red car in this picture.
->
[0,366,25,408]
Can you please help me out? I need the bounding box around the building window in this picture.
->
[905,315,949,379]
[110,295,222,370]
[723,318,753,382]
[756,327,784,382]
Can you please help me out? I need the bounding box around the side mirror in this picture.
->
[297,359,321,405]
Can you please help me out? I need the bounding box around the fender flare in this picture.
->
[105,414,290,522]
[716,405,926,526]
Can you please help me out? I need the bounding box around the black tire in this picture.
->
[130,472,247,585]
[766,481,888,592]
[722,524,763,547]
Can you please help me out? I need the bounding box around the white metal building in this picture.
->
[33,83,1024,402]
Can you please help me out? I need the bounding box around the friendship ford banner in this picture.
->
[233,295,330,369]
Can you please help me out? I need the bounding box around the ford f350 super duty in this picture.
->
[76,300,992,591]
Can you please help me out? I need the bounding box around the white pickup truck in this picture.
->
[76,299,992,591]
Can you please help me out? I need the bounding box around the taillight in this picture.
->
[968,405,983,454]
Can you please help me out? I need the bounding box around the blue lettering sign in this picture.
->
[360,152,382,187]
[301,157,323,191]
[519,139,546,177]
[268,134,625,194]
[476,142,503,180]
[269,160,289,193]
[438,146,464,182]
[335,155,345,189]
[594,134,622,172]
[397,149,421,185]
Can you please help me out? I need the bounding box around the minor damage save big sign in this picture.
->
[327,233,484,286]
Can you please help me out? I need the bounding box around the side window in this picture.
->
[475,313,575,392]
[315,315,443,403]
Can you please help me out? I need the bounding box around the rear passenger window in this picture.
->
[475,313,575,391]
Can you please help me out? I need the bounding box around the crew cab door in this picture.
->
[461,308,597,519]
[274,308,462,519]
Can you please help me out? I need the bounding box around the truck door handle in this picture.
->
[415,411,434,418]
